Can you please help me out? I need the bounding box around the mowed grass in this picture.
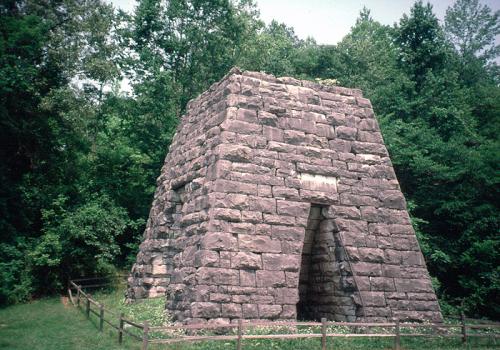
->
[0,289,498,350]
[0,296,139,350]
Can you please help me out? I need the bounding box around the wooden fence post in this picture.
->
[86,295,90,318]
[118,312,124,345]
[237,319,243,350]
[394,319,400,350]
[99,304,104,332]
[321,317,327,350]
[142,320,149,350]
[76,287,80,307]
[461,312,467,344]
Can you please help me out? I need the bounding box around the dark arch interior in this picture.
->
[297,204,359,321]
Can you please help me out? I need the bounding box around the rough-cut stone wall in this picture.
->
[127,68,442,325]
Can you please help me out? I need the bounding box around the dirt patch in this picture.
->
[60,296,70,308]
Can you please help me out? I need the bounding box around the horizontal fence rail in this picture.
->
[67,278,500,350]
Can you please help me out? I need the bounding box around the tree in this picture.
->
[445,0,500,63]
[386,1,500,319]
[126,0,257,110]
[332,8,413,120]
[0,0,126,303]
[394,1,448,89]
[31,194,130,292]
[237,20,306,76]
[444,0,500,138]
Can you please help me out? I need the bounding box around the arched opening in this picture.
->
[297,204,359,321]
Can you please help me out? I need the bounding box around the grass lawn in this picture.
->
[0,288,498,350]
[0,296,139,350]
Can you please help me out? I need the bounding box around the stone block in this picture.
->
[214,179,258,195]
[281,240,302,254]
[284,129,307,145]
[252,295,274,304]
[401,251,424,266]
[407,292,437,301]
[356,97,372,108]
[217,144,253,163]
[249,197,276,214]
[259,304,282,319]
[383,264,401,278]
[262,253,300,271]
[241,211,263,223]
[357,130,383,143]
[360,292,386,307]
[285,271,299,287]
[315,124,335,138]
[263,126,284,141]
[152,263,167,275]
[264,214,296,226]
[340,193,380,207]
[281,305,297,318]
[211,208,242,222]
[201,232,237,251]
[196,267,240,286]
[271,225,305,241]
[352,262,382,277]
[194,250,219,267]
[272,186,300,200]
[258,110,278,126]
[274,288,300,304]
[222,303,242,318]
[234,108,258,123]
[395,278,433,293]
[332,218,368,234]
[370,277,396,291]
[379,190,406,209]
[256,270,286,287]
[191,302,221,318]
[220,119,262,134]
[240,270,256,287]
[226,222,255,234]
[357,248,385,263]
[257,184,273,197]
[384,250,402,265]
[299,189,339,204]
[276,200,310,217]
[242,304,259,318]
[231,252,262,270]
[206,317,231,327]
[336,126,357,140]
[323,205,360,219]
[239,234,282,253]
[210,293,231,302]
[358,119,379,131]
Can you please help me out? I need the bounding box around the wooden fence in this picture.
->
[67,279,500,350]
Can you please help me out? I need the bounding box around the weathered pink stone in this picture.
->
[127,68,442,324]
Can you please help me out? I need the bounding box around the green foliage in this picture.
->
[394,1,448,88]
[445,0,500,62]
[0,239,33,304]
[32,194,129,284]
[125,0,257,109]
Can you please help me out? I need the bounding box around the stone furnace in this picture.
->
[127,68,442,325]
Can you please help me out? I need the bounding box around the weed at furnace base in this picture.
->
[127,67,442,325]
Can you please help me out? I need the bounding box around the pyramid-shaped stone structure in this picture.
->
[127,68,442,324]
